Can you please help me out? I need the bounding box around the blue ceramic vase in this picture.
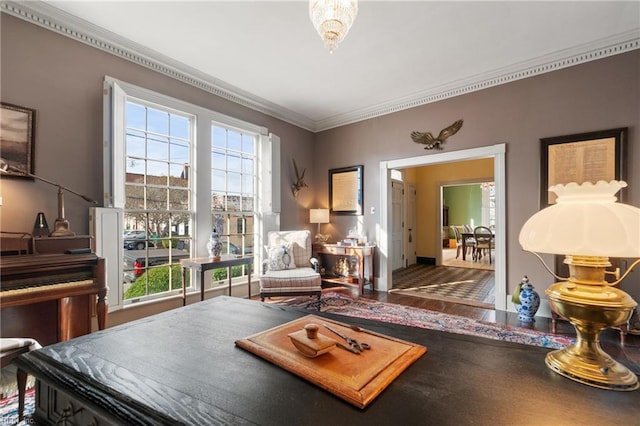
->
[513,276,540,322]
[207,228,222,260]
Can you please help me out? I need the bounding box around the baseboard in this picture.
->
[416,257,435,266]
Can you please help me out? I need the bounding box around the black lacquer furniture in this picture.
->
[16,297,638,425]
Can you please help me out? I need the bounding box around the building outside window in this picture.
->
[105,78,273,309]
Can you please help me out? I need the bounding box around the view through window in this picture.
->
[122,101,193,303]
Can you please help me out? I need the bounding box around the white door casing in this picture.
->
[391,180,404,271]
[379,144,506,311]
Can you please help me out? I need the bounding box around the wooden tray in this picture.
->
[235,314,427,408]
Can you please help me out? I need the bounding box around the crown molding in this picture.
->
[1,1,316,131]
[315,30,640,131]
[3,1,639,133]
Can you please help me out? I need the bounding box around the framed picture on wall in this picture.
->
[0,102,36,177]
[329,165,363,215]
[540,127,627,207]
[540,127,627,279]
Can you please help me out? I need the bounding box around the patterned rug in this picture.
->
[278,292,575,350]
[0,387,34,425]
[391,264,494,308]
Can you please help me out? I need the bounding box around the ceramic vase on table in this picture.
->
[513,276,540,322]
[207,228,222,261]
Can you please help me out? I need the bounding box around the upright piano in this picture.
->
[0,235,107,345]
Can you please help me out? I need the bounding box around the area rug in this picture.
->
[391,264,494,308]
[278,292,575,350]
[0,387,34,425]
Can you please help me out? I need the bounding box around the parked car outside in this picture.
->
[123,248,190,282]
[177,239,252,255]
[124,231,157,250]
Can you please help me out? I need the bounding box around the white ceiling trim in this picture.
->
[4,1,639,133]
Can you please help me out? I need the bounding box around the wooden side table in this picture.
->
[181,255,253,305]
[312,243,375,295]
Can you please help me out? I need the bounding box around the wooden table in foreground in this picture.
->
[16,297,638,425]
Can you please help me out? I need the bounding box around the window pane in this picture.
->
[147,108,169,134]
[170,140,189,164]
[147,135,169,161]
[211,170,226,192]
[227,153,241,173]
[242,175,254,194]
[170,114,189,139]
[228,130,242,151]
[242,134,254,154]
[242,196,254,212]
[212,150,226,169]
[212,126,226,148]
[126,102,146,130]
[227,172,241,193]
[242,157,254,174]
[147,160,168,180]
[126,131,145,157]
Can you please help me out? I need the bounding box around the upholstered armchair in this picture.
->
[260,230,322,301]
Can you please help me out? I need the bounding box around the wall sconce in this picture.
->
[310,208,330,243]
[0,157,98,237]
[519,180,640,391]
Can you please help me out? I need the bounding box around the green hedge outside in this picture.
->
[124,264,245,299]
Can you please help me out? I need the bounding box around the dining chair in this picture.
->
[473,226,493,264]
[453,226,475,259]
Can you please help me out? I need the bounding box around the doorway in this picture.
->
[379,144,507,311]
[441,181,495,271]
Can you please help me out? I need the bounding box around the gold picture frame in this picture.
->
[329,165,363,215]
[0,102,36,177]
[540,127,627,207]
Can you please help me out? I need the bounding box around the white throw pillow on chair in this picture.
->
[266,244,297,271]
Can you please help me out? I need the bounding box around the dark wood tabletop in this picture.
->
[16,296,638,425]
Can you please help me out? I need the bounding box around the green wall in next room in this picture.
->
[444,184,482,229]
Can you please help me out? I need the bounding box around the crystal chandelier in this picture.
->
[309,0,358,53]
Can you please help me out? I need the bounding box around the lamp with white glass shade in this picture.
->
[519,180,640,391]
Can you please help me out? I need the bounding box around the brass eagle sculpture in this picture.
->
[411,119,463,150]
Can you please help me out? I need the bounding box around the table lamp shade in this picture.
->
[310,209,330,224]
[518,180,640,391]
[519,181,640,257]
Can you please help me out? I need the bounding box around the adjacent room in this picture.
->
[1,1,639,424]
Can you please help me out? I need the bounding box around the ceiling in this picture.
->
[6,1,640,132]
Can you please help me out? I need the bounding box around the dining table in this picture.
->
[461,231,494,261]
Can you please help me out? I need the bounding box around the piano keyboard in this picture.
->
[1,279,96,297]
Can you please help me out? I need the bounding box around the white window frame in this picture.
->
[103,76,277,310]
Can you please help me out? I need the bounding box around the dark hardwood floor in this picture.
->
[254,273,638,368]
[357,287,638,365]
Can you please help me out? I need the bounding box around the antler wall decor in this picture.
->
[410,119,463,150]
[291,158,308,198]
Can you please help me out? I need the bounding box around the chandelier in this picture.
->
[309,0,358,53]
[480,182,495,191]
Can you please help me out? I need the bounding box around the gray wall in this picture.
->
[313,50,640,299]
[0,14,315,238]
[2,13,639,300]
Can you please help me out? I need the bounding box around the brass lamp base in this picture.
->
[545,255,638,391]
[50,217,75,237]
[546,344,638,391]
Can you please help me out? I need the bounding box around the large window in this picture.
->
[121,101,194,303]
[211,125,255,272]
[104,77,274,309]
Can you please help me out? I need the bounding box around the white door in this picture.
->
[391,180,404,270]
[405,183,417,267]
